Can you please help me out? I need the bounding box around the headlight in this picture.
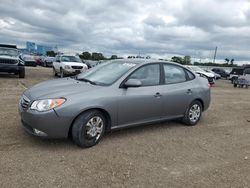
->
[30,98,66,112]
[64,65,71,69]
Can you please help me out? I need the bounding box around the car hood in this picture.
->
[195,71,214,78]
[24,78,102,100]
[0,55,19,60]
[62,62,84,66]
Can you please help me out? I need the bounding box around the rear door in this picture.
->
[117,64,163,126]
[161,64,195,117]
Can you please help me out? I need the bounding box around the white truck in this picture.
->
[53,55,88,77]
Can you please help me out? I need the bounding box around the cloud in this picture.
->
[0,0,250,61]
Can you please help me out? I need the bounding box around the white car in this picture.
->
[53,55,88,77]
[186,66,215,85]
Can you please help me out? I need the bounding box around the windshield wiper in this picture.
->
[76,77,97,85]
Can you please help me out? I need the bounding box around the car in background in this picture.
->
[186,66,215,85]
[22,54,37,67]
[53,55,88,77]
[0,44,25,78]
[205,70,221,80]
[19,59,211,148]
[229,68,244,83]
[42,57,54,67]
[83,60,100,69]
[233,68,250,88]
[212,68,229,79]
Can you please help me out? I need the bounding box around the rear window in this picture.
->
[231,69,243,75]
[244,68,250,74]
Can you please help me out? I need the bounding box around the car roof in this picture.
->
[109,59,183,67]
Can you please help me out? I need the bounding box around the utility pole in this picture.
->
[213,46,217,63]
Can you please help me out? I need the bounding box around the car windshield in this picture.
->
[61,56,81,62]
[0,47,18,57]
[76,61,137,86]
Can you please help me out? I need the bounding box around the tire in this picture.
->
[72,110,106,148]
[53,67,58,77]
[182,100,202,126]
[19,68,25,78]
[60,68,64,78]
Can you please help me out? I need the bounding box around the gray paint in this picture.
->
[19,59,211,138]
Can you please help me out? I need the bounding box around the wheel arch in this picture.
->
[68,108,112,138]
[193,98,204,111]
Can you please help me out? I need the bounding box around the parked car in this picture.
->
[83,60,100,69]
[42,57,54,67]
[233,68,250,88]
[53,55,88,77]
[186,66,215,85]
[19,60,211,148]
[0,44,25,78]
[211,68,229,79]
[22,54,37,67]
[205,70,221,80]
[229,68,244,83]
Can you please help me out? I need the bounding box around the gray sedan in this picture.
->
[19,59,211,148]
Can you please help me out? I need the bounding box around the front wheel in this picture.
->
[72,110,106,148]
[182,100,202,126]
[19,68,25,78]
[60,68,64,78]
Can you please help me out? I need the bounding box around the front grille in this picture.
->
[0,58,18,65]
[21,95,31,110]
[72,66,83,69]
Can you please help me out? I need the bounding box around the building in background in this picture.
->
[22,41,56,55]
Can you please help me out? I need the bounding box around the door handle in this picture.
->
[186,89,192,94]
[154,92,162,98]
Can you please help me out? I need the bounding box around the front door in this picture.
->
[117,64,163,127]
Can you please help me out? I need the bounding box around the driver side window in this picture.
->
[129,64,160,86]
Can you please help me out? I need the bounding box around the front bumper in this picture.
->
[19,102,72,138]
[63,69,82,75]
[0,64,24,73]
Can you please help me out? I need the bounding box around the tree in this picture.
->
[79,51,91,60]
[171,56,184,64]
[225,58,230,63]
[230,58,234,65]
[183,55,191,65]
[46,51,57,57]
[110,55,118,59]
[91,52,105,60]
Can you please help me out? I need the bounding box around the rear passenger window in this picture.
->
[163,64,187,84]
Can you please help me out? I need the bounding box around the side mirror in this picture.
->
[123,79,142,88]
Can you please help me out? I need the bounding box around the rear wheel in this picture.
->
[182,100,202,126]
[72,110,106,148]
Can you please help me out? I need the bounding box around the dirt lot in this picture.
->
[0,67,250,188]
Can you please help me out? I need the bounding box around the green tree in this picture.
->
[110,55,118,59]
[80,51,91,60]
[225,58,230,63]
[91,52,105,60]
[171,56,184,64]
[183,55,191,65]
[46,51,57,57]
[230,58,234,65]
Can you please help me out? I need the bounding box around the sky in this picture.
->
[0,0,250,63]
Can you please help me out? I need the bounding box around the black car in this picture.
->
[0,44,25,78]
[211,68,229,79]
[229,68,244,83]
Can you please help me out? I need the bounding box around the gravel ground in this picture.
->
[0,67,250,188]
